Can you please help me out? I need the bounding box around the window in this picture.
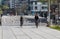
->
[30,2,33,4]
[35,6,37,10]
[31,7,33,10]
[42,7,47,9]
[35,2,37,5]
[42,7,44,9]
[21,0,23,1]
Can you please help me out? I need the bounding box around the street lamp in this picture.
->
[47,0,51,27]
[58,0,60,20]
[14,0,18,16]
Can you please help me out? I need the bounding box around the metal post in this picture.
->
[14,0,17,16]
[47,0,50,26]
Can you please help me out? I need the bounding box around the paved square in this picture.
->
[0,26,60,39]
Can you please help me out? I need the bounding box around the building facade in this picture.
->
[2,0,10,6]
[29,1,48,16]
[1,0,48,16]
[30,2,42,15]
[40,3,48,17]
[10,0,28,9]
[10,0,21,8]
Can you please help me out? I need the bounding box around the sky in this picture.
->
[0,0,1,2]
[0,0,1,5]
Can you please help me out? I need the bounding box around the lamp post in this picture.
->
[14,0,18,16]
[47,0,51,27]
[58,0,60,20]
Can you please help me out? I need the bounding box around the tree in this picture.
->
[0,5,3,25]
[21,2,28,14]
[39,0,57,4]
[2,5,9,15]
[16,1,28,15]
[2,5,9,10]
[0,8,3,14]
[39,0,47,2]
[0,5,3,15]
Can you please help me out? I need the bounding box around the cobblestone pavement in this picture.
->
[0,26,60,39]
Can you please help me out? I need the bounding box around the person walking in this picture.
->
[20,16,23,27]
[34,13,39,28]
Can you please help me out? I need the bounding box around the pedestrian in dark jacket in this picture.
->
[34,13,39,28]
[20,16,23,27]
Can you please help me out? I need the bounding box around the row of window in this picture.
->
[30,2,37,5]
[31,6,48,10]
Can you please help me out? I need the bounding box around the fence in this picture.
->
[1,16,47,26]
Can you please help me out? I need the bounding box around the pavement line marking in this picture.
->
[29,29,47,39]
[24,29,46,39]
[39,27,60,39]
[10,27,17,39]
[32,29,58,39]
[1,26,3,39]
[10,26,32,39]
[19,28,32,39]
[20,28,45,39]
